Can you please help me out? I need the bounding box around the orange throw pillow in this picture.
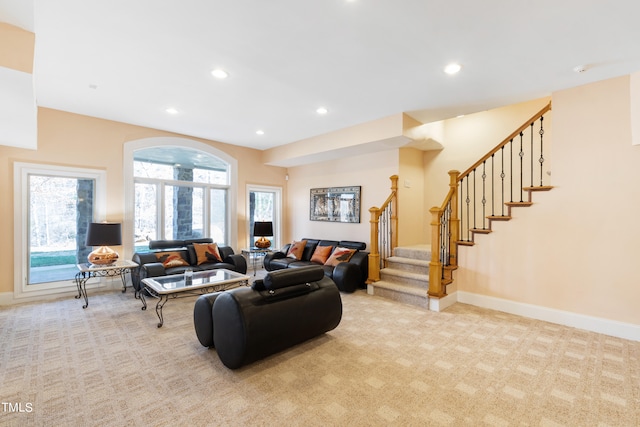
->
[324,247,356,266]
[193,243,222,265]
[286,240,307,260]
[311,245,333,264]
[155,251,190,268]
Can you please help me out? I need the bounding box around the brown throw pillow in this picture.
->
[193,243,222,265]
[311,245,333,264]
[286,240,307,260]
[155,251,190,268]
[324,247,356,266]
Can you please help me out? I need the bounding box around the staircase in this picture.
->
[367,102,552,310]
[367,245,431,308]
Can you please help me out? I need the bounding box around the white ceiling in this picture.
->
[3,0,640,151]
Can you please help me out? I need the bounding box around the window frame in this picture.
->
[13,162,107,300]
[124,137,238,255]
[246,184,282,249]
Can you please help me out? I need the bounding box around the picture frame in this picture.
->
[310,186,361,223]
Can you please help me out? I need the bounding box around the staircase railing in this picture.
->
[428,102,552,298]
[367,175,398,283]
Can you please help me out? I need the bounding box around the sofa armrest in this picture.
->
[332,262,362,293]
[194,292,223,348]
[263,251,286,270]
[143,262,166,279]
[225,254,247,274]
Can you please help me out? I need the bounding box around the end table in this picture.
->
[75,260,138,308]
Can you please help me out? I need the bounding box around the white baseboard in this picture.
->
[428,293,457,312]
[456,291,640,342]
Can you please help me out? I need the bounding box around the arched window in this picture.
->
[124,138,237,253]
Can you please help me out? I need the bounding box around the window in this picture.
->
[247,185,282,248]
[125,139,237,252]
[14,163,106,298]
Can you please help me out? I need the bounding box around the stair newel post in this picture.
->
[390,175,399,251]
[448,170,460,268]
[428,207,444,297]
[367,206,381,284]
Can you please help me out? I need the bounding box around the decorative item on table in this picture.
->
[253,221,273,249]
[184,268,193,286]
[85,222,122,265]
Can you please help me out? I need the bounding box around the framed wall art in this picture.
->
[310,186,361,223]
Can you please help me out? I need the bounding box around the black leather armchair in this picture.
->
[194,266,342,369]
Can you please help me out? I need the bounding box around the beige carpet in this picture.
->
[1,284,638,426]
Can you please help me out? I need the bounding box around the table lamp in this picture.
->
[85,222,122,265]
[253,221,273,249]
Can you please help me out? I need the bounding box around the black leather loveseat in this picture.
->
[131,238,247,295]
[263,238,368,293]
[194,266,342,369]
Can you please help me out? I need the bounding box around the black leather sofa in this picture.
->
[263,238,368,293]
[194,266,342,369]
[131,238,247,295]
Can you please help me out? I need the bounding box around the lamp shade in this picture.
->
[253,221,273,237]
[86,222,122,246]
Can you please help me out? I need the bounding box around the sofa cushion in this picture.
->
[286,240,307,260]
[310,245,333,264]
[193,242,222,265]
[324,247,357,266]
[155,251,190,268]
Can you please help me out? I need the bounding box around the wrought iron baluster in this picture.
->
[530,122,534,188]
[501,146,505,216]
[472,169,477,230]
[509,139,514,203]
[491,154,495,217]
[481,161,487,229]
[465,176,471,241]
[519,132,524,202]
[539,116,545,186]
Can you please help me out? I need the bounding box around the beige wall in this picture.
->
[285,149,399,247]
[422,97,552,241]
[455,76,640,325]
[397,147,427,246]
[0,108,287,296]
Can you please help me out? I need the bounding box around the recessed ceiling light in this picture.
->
[166,108,179,114]
[316,107,328,115]
[211,68,229,79]
[256,130,265,135]
[444,63,462,75]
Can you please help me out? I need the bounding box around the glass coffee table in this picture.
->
[140,268,249,327]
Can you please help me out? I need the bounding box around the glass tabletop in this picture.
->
[142,268,248,294]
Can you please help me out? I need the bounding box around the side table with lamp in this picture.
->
[75,222,138,308]
[242,221,274,276]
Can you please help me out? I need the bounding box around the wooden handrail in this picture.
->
[367,175,398,284]
[459,103,551,180]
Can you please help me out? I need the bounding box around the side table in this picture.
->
[241,248,272,276]
[75,260,138,308]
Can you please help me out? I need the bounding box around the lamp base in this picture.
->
[255,237,271,249]
[87,246,119,265]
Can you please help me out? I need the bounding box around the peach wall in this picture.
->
[398,147,427,246]
[0,23,34,73]
[0,108,286,296]
[285,149,399,247]
[423,97,552,240]
[456,76,640,326]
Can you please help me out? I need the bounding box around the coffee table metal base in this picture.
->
[140,280,248,328]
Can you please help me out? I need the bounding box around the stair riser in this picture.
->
[379,273,428,289]
[369,286,429,309]
[385,260,429,275]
